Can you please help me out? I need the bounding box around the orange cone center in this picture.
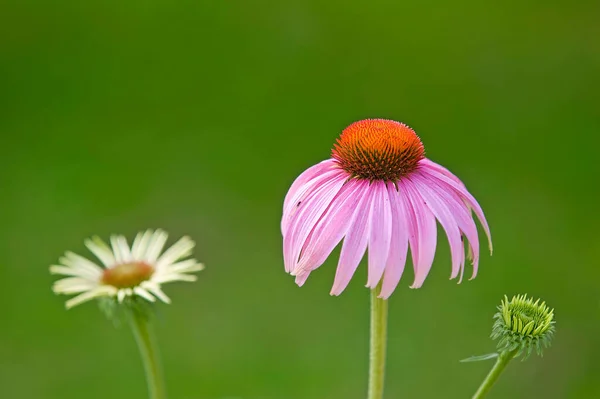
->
[332,119,425,181]
[102,262,154,289]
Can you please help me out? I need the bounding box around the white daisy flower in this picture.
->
[50,229,204,309]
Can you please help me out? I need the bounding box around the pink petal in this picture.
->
[330,186,375,296]
[399,184,419,268]
[366,181,392,289]
[423,175,481,279]
[419,161,492,254]
[295,270,311,286]
[411,173,463,280]
[281,164,344,235]
[282,170,347,272]
[281,159,338,231]
[292,179,369,276]
[400,178,438,288]
[418,158,464,186]
[379,183,409,299]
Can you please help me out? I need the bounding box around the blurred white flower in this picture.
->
[51,229,204,309]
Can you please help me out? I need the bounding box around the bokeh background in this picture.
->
[1,1,599,398]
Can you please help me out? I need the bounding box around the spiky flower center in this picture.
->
[102,262,154,289]
[332,119,425,181]
[492,294,555,358]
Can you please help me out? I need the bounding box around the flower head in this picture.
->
[281,119,492,298]
[51,229,204,309]
[492,294,555,358]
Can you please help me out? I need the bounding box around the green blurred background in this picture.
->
[1,1,599,398]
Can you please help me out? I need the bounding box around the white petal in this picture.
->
[117,289,127,303]
[144,230,168,263]
[131,230,153,260]
[117,236,133,262]
[53,277,98,294]
[60,252,104,276]
[134,287,156,302]
[110,235,127,264]
[152,273,197,284]
[142,283,171,303]
[50,264,101,280]
[156,236,195,269]
[65,286,115,309]
[163,259,205,274]
[84,237,116,267]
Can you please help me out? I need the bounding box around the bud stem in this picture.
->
[367,284,388,399]
[472,349,518,399]
[129,310,167,399]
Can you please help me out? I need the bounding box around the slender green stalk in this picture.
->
[367,285,388,399]
[472,350,518,399]
[129,310,167,399]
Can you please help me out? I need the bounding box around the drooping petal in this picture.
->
[400,178,438,288]
[411,173,464,280]
[366,181,392,289]
[423,174,481,279]
[399,184,419,270]
[282,168,343,239]
[330,187,376,295]
[283,170,347,272]
[379,182,409,299]
[282,159,339,226]
[292,178,369,277]
[418,158,464,185]
[294,270,311,287]
[419,161,492,253]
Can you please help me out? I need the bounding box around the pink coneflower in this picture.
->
[282,119,492,299]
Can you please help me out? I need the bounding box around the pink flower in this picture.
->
[281,119,492,299]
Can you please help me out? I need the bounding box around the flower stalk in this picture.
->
[367,284,388,399]
[471,349,517,399]
[129,309,167,399]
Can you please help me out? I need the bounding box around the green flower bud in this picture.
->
[491,294,555,359]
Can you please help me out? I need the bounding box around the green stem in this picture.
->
[472,350,518,399]
[367,285,388,399]
[129,310,167,399]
